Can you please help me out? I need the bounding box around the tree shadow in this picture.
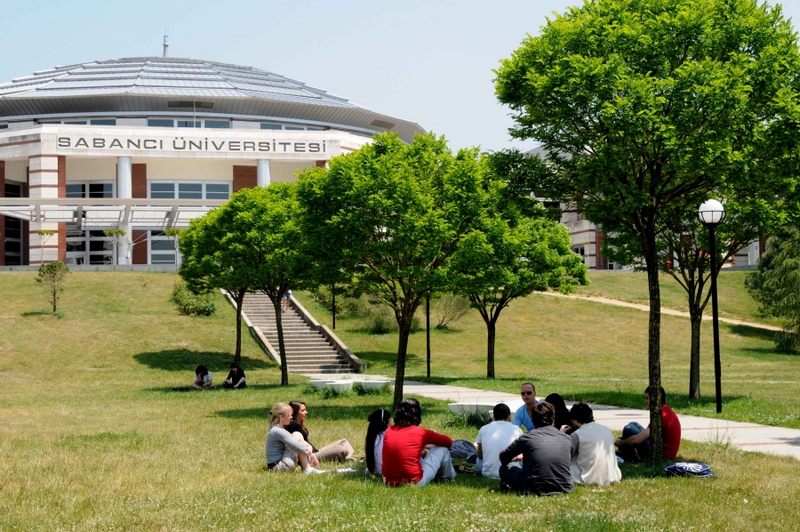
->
[21,310,55,317]
[216,402,390,421]
[133,348,271,372]
[728,324,780,341]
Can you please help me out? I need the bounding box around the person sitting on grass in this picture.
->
[222,363,247,389]
[545,393,575,434]
[569,402,621,487]
[192,364,213,389]
[499,401,573,496]
[286,400,354,462]
[382,398,457,486]
[513,382,539,431]
[265,402,323,474]
[475,403,522,479]
[615,386,681,462]
[365,408,392,476]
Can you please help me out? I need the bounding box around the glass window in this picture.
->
[66,184,85,198]
[204,120,230,129]
[285,125,304,130]
[90,119,116,126]
[260,122,282,130]
[151,254,176,264]
[88,183,113,198]
[148,119,174,128]
[205,183,230,200]
[64,120,87,125]
[0,123,8,129]
[178,183,202,199]
[151,240,175,252]
[150,182,175,199]
[177,120,201,128]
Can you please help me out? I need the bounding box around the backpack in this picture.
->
[664,462,715,478]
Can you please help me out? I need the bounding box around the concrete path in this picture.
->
[404,380,800,461]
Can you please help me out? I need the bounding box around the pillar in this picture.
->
[27,154,61,265]
[117,156,132,264]
[257,159,271,187]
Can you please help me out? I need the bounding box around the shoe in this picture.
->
[304,467,327,474]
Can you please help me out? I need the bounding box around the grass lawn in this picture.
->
[1,271,799,530]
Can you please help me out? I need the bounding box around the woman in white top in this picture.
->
[569,403,621,487]
[265,402,322,474]
[365,408,391,475]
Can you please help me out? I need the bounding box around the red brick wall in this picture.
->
[132,230,148,265]
[233,165,257,192]
[58,156,66,262]
[132,164,147,198]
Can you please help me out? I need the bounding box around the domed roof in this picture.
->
[0,57,423,141]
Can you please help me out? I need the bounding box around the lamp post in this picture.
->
[698,199,725,413]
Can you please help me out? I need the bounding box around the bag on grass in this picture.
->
[664,462,714,478]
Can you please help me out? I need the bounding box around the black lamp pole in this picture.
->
[699,199,725,414]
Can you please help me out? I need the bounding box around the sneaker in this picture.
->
[304,467,327,475]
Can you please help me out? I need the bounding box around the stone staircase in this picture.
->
[239,292,360,374]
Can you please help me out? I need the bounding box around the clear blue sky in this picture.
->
[1,0,798,152]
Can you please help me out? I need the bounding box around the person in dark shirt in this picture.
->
[499,401,573,495]
[286,400,354,462]
[222,363,246,389]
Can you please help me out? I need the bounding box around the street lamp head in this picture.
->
[698,199,725,225]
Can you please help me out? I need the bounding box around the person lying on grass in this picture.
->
[265,402,324,474]
[382,398,457,486]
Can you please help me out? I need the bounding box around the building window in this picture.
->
[148,118,174,128]
[149,182,176,199]
[150,231,178,265]
[204,120,230,129]
[149,181,230,200]
[178,183,202,199]
[65,182,116,265]
[260,122,282,130]
[90,119,116,126]
[0,123,8,129]
[149,118,231,128]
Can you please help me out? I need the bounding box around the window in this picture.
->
[150,231,178,265]
[148,118,174,128]
[0,123,8,129]
[64,120,87,125]
[206,183,230,200]
[204,120,230,129]
[90,119,116,126]
[149,181,230,200]
[149,118,232,128]
[178,183,202,199]
[177,120,201,128]
[64,182,115,265]
[260,122,282,130]
[150,182,176,199]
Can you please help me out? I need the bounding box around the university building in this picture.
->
[0,56,423,266]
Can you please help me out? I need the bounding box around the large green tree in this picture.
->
[450,165,587,379]
[496,0,800,460]
[297,133,485,408]
[746,227,800,353]
[179,208,256,365]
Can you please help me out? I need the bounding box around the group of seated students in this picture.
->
[266,382,681,494]
[266,400,354,474]
[192,363,247,390]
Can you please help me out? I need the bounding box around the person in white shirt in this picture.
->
[569,402,621,487]
[476,403,523,479]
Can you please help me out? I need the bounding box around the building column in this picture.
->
[117,156,132,264]
[257,159,271,187]
[28,154,61,265]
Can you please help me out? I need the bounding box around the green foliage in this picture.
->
[297,132,487,407]
[747,227,800,353]
[170,282,216,316]
[35,261,69,314]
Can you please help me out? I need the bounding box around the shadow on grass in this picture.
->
[728,323,780,341]
[216,402,391,422]
[134,348,271,372]
[21,309,56,317]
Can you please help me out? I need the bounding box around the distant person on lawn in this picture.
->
[382,398,457,486]
[286,400,354,462]
[513,382,539,431]
[265,402,323,474]
[615,386,681,461]
[475,403,523,479]
[192,364,213,389]
[569,402,621,487]
[222,363,246,389]
[499,401,573,495]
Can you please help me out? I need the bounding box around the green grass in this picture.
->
[1,271,800,530]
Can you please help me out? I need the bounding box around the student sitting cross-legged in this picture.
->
[265,402,324,474]
[475,403,523,479]
[382,398,457,486]
[569,402,621,487]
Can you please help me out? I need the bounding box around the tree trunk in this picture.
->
[645,229,664,463]
[688,308,702,401]
[273,296,289,386]
[486,318,497,379]
[234,289,245,366]
[393,317,412,410]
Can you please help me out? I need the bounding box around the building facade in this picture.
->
[0,57,423,266]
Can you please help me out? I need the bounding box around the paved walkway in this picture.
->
[404,380,800,461]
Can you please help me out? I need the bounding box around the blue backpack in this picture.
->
[664,462,715,478]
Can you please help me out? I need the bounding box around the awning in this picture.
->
[0,197,225,230]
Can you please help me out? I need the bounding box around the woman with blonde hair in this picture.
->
[265,402,323,474]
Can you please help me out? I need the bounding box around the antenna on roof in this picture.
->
[162,33,169,57]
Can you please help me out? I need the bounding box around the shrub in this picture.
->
[36,261,69,314]
[433,294,471,329]
[171,282,216,316]
[775,332,799,354]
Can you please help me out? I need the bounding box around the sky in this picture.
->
[1,0,798,153]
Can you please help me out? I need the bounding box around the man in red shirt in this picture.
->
[615,386,681,461]
[382,398,456,486]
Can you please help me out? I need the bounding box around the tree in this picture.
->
[746,227,800,353]
[297,133,486,408]
[36,261,69,314]
[178,209,257,366]
[450,164,587,378]
[496,0,800,460]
